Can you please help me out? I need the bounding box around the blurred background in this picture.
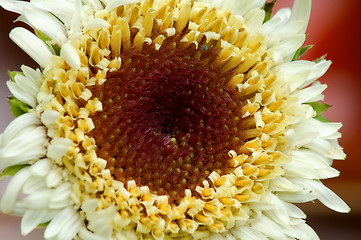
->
[0,0,360,239]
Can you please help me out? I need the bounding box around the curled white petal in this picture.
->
[10,27,53,68]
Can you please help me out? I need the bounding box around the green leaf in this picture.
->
[263,0,277,23]
[292,45,313,61]
[0,164,29,179]
[307,102,331,122]
[34,29,60,55]
[37,222,50,228]
[8,96,31,117]
[313,54,327,63]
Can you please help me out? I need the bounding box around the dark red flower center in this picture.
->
[89,38,245,203]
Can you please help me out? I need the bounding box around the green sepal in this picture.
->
[313,54,327,63]
[8,96,31,117]
[7,70,23,81]
[0,164,30,179]
[37,222,50,228]
[34,29,60,55]
[292,45,313,61]
[314,115,330,123]
[307,102,331,122]
[263,0,277,23]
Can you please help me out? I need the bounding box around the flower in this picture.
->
[0,0,350,239]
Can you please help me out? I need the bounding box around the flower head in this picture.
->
[0,0,350,239]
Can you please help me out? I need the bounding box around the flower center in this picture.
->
[89,38,245,203]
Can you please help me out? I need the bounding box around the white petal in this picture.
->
[21,209,58,235]
[47,137,73,164]
[78,227,107,240]
[70,0,81,38]
[14,73,39,97]
[84,18,111,32]
[44,207,79,239]
[105,0,141,11]
[23,7,67,45]
[244,8,264,30]
[23,190,51,209]
[50,182,71,209]
[41,110,61,129]
[0,126,46,169]
[1,112,39,145]
[231,226,268,240]
[269,176,303,192]
[60,42,81,70]
[292,222,319,240]
[22,176,47,194]
[277,190,316,203]
[284,202,306,219]
[300,179,350,213]
[21,65,43,86]
[32,0,75,26]
[46,167,63,188]
[0,167,31,213]
[0,0,30,14]
[83,0,103,11]
[57,213,82,240]
[87,206,117,238]
[290,0,311,34]
[268,193,290,224]
[293,82,327,103]
[304,60,331,88]
[305,139,346,160]
[29,158,53,177]
[12,201,27,216]
[251,215,287,240]
[6,81,37,107]
[222,0,265,16]
[10,27,54,68]
[278,34,305,63]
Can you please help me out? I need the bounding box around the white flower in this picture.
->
[0,0,349,239]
